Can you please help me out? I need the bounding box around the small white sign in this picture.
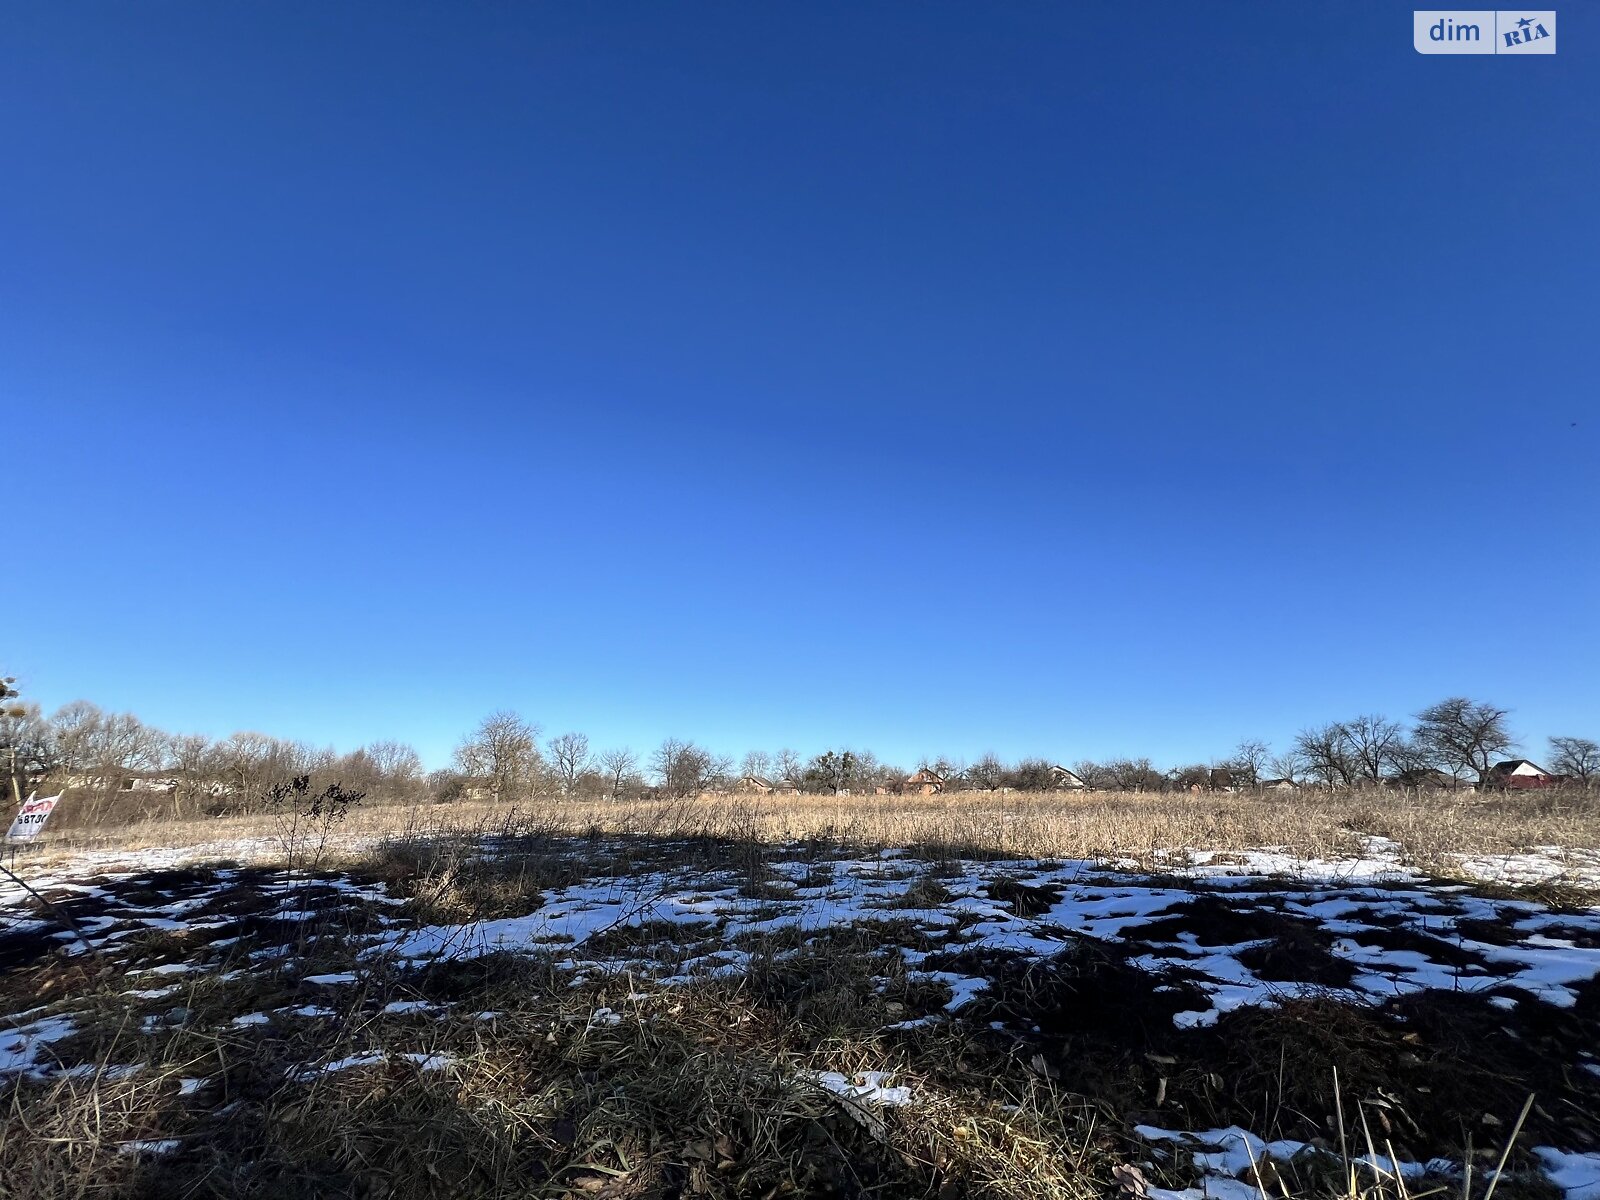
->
[6,794,62,841]
[1415,11,1556,54]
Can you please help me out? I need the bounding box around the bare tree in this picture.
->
[1341,715,1404,783]
[851,749,887,790]
[968,751,1005,791]
[290,741,337,776]
[453,711,542,802]
[1549,736,1599,786]
[324,741,422,803]
[1,700,54,805]
[1384,737,1440,782]
[547,732,591,796]
[651,737,690,794]
[80,711,163,805]
[49,700,106,785]
[740,750,773,780]
[367,740,424,783]
[1413,697,1515,784]
[1008,759,1057,791]
[428,768,468,803]
[217,731,280,808]
[162,733,217,814]
[706,751,735,790]
[1267,748,1306,784]
[1104,757,1163,792]
[1072,760,1110,789]
[597,746,638,800]
[1294,723,1358,788]
[930,757,968,788]
[1228,739,1271,788]
[651,738,726,797]
[774,748,803,786]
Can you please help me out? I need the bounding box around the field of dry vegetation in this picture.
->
[33,787,1600,888]
[4,789,1599,1200]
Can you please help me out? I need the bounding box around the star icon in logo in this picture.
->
[1517,15,1534,28]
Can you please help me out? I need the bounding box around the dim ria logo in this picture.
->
[1414,10,1555,53]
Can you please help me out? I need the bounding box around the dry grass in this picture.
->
[5,795,1595,1199]
[24,788,1600,877]
[0,934,1116,1200]
[3,901,1577,1200]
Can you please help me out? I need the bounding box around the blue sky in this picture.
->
[4,3,1596,770]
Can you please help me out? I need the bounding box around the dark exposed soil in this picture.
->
[1344,925,1497,970]
[984,878,1064,917]
[963,938,1600,1161]
[1235,926,1357,986]
[1132,895,1305,945]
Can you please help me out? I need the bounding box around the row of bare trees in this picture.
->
[1110,700,1597,792]
[1076,703,1596,793]
[441,697,1598,802]
[1283,699,1598,788]
[447,720,915,800]
[4,688,1597,825]
[0,697,428,820]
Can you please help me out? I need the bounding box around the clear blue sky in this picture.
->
[4,3,1596,770]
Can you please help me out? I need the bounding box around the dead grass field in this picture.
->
[5,789,1600,1199]
[27,787,1600,885]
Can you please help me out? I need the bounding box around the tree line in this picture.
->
[2,682,1597,825]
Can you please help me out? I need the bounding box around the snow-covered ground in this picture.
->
[367,838,1600,1027]
[9,830,1600,904]
[3,833,1598,1196]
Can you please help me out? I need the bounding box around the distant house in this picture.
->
[769,778,801,796]
[1486,760,1560,790]
[1258,777,1299,791]
[60,770,178,795]
[1049,765,1086,790]
[1208,767,1236,792]
[732,775,772,795]
[900,768,945,796]
[120,770,180,795]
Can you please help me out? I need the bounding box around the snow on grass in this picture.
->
[809,1069,914,1107]
[1535,1148,1600,1200]
[3,831,1598,1195]
[368,847,1600,1032]
[1137,1126,1600,1200]
[908,969,991,1011]
[1458,847,1600,889]
[1136,1123,1443,1200]
[0,1014,77,1074]
[117,1139,183,1157]
[1167,837,1415,884]
[288,1051,453,1082]
[380,999,442,1015]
